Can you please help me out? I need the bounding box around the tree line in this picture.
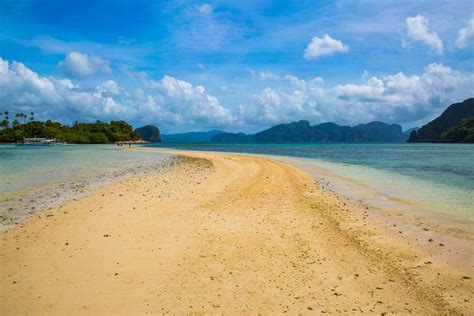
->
[0,111,140,144]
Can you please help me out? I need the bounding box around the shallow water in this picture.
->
[0,144,169,198]
[150,143,474,219]
[0,144,172,230]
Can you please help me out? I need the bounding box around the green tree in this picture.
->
[3,111,9,129]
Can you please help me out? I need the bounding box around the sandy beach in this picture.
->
[1,150,472,315]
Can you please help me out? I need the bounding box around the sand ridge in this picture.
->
[1,151,472,314]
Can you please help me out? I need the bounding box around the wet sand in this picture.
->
[0,154,177,232]
[0,151,472,314]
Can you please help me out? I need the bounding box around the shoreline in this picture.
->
[274,156,474,239]
[148,146,474,222]
[1,150,472,314]
[0,149,178,232]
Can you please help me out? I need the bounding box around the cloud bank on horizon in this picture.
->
[0,0,473,133]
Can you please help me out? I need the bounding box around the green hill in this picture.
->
[211,120,407,143]
[408,98,474,143]
[134,125,161,142]
[439,117,474,143]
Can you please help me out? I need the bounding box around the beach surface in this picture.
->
[1,150,472,314]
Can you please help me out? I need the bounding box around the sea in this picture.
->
[0,143,473,227]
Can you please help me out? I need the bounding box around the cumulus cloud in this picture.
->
[239,64,474,128]
[0,57,234,130]
[95,80,120,95]
[405,15,443,54]
[258,71,323,90]
[455,18,474,48]
[58,52,111,78]
[304,34,349,59]
[2,56,473,132]
[154,75,235,125]
[1,57,127,120]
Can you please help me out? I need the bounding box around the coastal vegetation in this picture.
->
[0,112,140,144]
[440,116,474,143]
[408,98,474,143]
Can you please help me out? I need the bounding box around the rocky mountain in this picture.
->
[403,127,419,137]
[161,130,225,142]
[134,125,161,142]
[211,120,407,143]
[408,98,474,143]
[439,116,474,143]
[211,132,253,143]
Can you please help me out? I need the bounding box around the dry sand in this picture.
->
[1,151,472,315]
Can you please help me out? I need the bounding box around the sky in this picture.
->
[0,0,473,133]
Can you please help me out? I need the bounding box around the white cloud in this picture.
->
[0,57,127,120]
[197,3,213,14]
[304,34,349,59]
[239,63,474,128]
[58,52,111,78]
[2,56,473,132]
[155,75,235,125]
[259,71,281,80]
[405,15,443,54]
[0,57,235,130]
[96,80,120,95]
[455,18,474,48]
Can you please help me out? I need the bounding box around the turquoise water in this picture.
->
[1,143,473,220]
[149,143,474,219]
[0,144,169,199]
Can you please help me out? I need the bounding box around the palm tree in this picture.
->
[3,111,9,129]
[30,112,35,122]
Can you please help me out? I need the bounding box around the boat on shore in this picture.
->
[16,138,64,146]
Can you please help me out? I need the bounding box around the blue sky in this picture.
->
[1,0,473,133]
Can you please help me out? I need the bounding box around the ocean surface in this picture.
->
[149,143,474,219]
[0,144,170,198]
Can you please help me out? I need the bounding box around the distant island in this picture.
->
[134,125,161,142]
[161,130,225,143]
[211,121,409,143]
[0,112,140,144]
[407,98,474,143]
